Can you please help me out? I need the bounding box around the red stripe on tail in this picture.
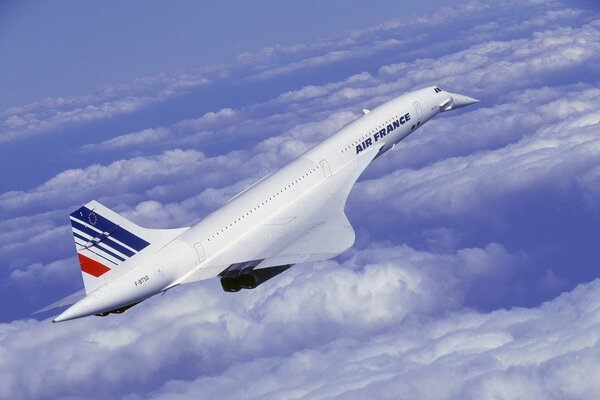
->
[77,253,111,277]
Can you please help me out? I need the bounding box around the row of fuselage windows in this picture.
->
[207,165,321,242]
[342,113,410,153]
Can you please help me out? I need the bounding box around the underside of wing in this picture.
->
[180,145,382,286]
[255,211,355,268]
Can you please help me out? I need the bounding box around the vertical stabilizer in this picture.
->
[69,200,187,294]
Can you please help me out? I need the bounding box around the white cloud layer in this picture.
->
[0,73,211,143]
[353,86,600,219]
[2,244,600,399]
[145,278,600,400]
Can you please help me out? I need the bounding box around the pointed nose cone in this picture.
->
[451,93,479,109]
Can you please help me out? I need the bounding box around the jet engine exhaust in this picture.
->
[220,269,243,292]
[238,267,258,289]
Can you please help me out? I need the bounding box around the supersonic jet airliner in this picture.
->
[41,86,478,322]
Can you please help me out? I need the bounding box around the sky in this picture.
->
[1,0,600,399]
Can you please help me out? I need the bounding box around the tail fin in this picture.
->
[69,200,188,294]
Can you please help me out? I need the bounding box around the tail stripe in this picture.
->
[91,244,127,262]
[73,234,127,262]
[71,221,136,257]
[81,246,118,266]
[77,253,111,277]
[74,239,121,265]
[72,232,132,261]
[70,206,151,279]
[69,200,185,295]
[70,207,150,252]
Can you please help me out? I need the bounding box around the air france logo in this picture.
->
[356,112,411,154]
[88,211,97,226]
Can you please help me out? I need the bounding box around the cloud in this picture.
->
[0,243,598,400]
[352,86,600,219]
[0,149,204,215]
[144,278,600,400]
[248,39,406,81]
[0,241,516,399]
[2,0,584,145]
[0,72,211,143]
[83,108,238,152]
[236,2,500,81]
[84,14,600,178]
[9,258,74,286]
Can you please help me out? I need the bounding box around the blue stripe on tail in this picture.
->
[70,219,137,257]
[70,206,150,253]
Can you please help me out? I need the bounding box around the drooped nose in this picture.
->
[439,92,479,112]
[452,93,479,108]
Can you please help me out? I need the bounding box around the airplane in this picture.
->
[41,86,478,322]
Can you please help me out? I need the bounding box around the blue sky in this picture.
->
[0,0,444,109]
[2,0,600,399]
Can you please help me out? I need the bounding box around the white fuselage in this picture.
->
[55,86,475,321]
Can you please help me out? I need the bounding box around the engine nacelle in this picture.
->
[220,269,243,292]
[94,301,140,317]
[219,264,292,292]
